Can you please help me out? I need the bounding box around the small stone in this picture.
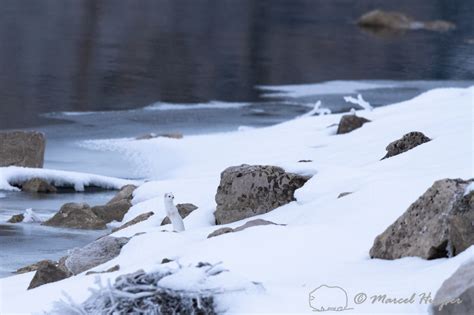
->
[7,213,24,223]
[336,115,370,134]
[161,203,198,225]
[112,212,154,233]
[337,192,353,199]
[85,265,120,275]
[382,131,431,159]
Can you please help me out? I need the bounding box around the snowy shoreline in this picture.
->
[0,86,473,314]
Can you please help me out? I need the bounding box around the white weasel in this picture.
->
[164,193,185,232]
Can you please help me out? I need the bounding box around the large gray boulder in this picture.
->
[161,203,198,225]
[92,199,132,223]
[0,131,46,168]
[336,115,370,134]
[21,178,57,193]
[65,236,129,275]
[370,178,474,260]
[27,261,70,289]
[43,203,107,229]
[214,165,310,224]
[382,131,431,159]
[431,260,474,315]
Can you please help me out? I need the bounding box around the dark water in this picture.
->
[0,0,473,129]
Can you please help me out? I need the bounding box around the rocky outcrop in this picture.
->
[65,236,129,275]
[208,219,282,238]
[382,131,431,159]
[336,115,370,134]
[7,213,24,223]
[112,212,155,233]
[357,10,455,32]
[161,203,198,225]
[431,260,474,315]
[370,178,474,260]
[92,200,131,223]
[43,203,107,229]
[0,131,46,168]
[214,165,310,224]
[107,185,137,205]
[21,178,57,193]
[27,261,70,289]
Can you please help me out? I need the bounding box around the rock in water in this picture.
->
[215,165,310,224]
[431,260,474,315]
[27,261,70,289]
[43,203,107,229]
[0,131,46,168]
[107,185,137,205]
[336,115,370,134]
[92,199,132,223]
[65,236,129,275]
[161,203,198,225]
[7,213,24,223]
[357,10,455,32]
[382,131,431,159]
[112,211,155,233]
[370,178,474,260]
[21,178,57,193]
[358,10,414,30]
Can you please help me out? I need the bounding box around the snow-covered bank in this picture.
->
[0,87,472,314]
[0,167,138,192]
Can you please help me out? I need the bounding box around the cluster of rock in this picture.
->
[42,184,136,229]
[357,10,456,33]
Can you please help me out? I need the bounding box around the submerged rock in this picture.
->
[161,203,198,225]
[136,132,183,140]
[431,260,474,315]
[43,203,107,229]
[370,178,474,260]
[336,115,370,134]
[27,261,70,290]
[382,131,431,159]
[21,178,57,193]
[7,213,24,223]
[65,236,129,275]
[357,10,455,32]
[0,131,46,168]
[214,164,310,224]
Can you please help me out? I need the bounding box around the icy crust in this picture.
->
[0,166,138,191]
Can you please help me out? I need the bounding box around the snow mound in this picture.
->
[0,166,138,191]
